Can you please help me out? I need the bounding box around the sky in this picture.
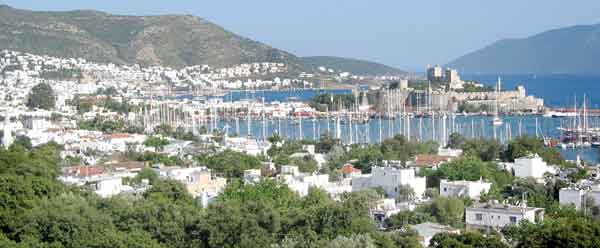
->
[2,1,599,71]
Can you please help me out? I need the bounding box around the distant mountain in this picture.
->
[447,24,600,74]
[301,56,407,76]
[0,5,306,70]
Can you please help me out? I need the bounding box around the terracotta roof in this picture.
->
[341,164,362,174]
[65,166,105,177]
[414,154,453,167]
[107,133,132,139]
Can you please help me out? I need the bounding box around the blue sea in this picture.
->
[463,74,600,108]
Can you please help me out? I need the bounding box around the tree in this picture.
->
[385,210,433,230]
[430,197,465,227]
[292,155,318,174]
[503,216,600,248]
[504,136,568,166]
[197,150,262,178]
[396,185,415,203]
[144,136,169,152]
[430,232,507,248]
[348,145,383,173]
[424,155,513,190]
[128,167,160,185]
[462,139,502,161]
[13,136,32,150]
[327,234,377,248]
[26,83,56,110]
[448,132,466,149]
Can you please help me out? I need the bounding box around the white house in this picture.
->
[465,202,544,230]
[244,169,262,184]
[437,147,463,157]
[89,176,132,198]
[352,166,427,200]
[512,154,557,181]
[278,165,352,198]
[559,184,600,210]
[439,179,492,199]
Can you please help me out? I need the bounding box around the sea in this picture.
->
[464,74,600,108]
[207,74,600,164]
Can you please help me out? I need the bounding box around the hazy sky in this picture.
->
[2,1,599,71]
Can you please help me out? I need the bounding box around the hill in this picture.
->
[301,56,407,76]
[447,24,600,74]
[0,5,306,70]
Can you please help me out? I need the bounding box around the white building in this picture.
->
[2,116,13,148]
[465,202,544,230]
[244,169,262,184]
[559,184,600,210]
[89,176,132,198]
[352,166,427,200]
[278,165,352,198]
[440,179,492,199]
[437,147,463,157]
[512,154,557,181]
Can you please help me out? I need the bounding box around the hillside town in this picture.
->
[2,45,600,247]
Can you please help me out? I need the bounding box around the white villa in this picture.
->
[465,202,544,230]
[439,179,492,199]
[352,166,426,200]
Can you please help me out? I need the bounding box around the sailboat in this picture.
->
[492,77,504,127]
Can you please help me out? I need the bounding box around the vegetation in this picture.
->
[456,82,495,93]
[196,150,262,178]
[0,5,308,71]
[39,68,82,80]
[0,142,422,247]
[300,56,407,76]
[504,136,569,166]
[458,103,490,113]
[78,117,127,134]
[424,155,513,190]
[26,82,56,110]
[430,231,507,248]
[310,93,356,112]
[144,136,169,152]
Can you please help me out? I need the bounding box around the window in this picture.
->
[510,216,517,224]
[475,213,483,221]
[443,188,447,192]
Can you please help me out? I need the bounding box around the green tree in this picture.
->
[462,138,502,161]
[26,83,56,110]
[396,184,415,202]
[503,216,600,248]
[198,150,262,178]
[430,232,507,248]
[448,132,466,149]
[430,197,465,227]
[385,210,433,230]
[144,136,169,152]
[292,155,318,174]
[327,234,377,248]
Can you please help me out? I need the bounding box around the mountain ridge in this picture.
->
[447,23,600,74]
[0,5,408,77]
[0,5,306,70]
[301,56,407,76]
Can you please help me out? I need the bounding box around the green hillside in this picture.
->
[0,5,305,70]
[302,56,407,76]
